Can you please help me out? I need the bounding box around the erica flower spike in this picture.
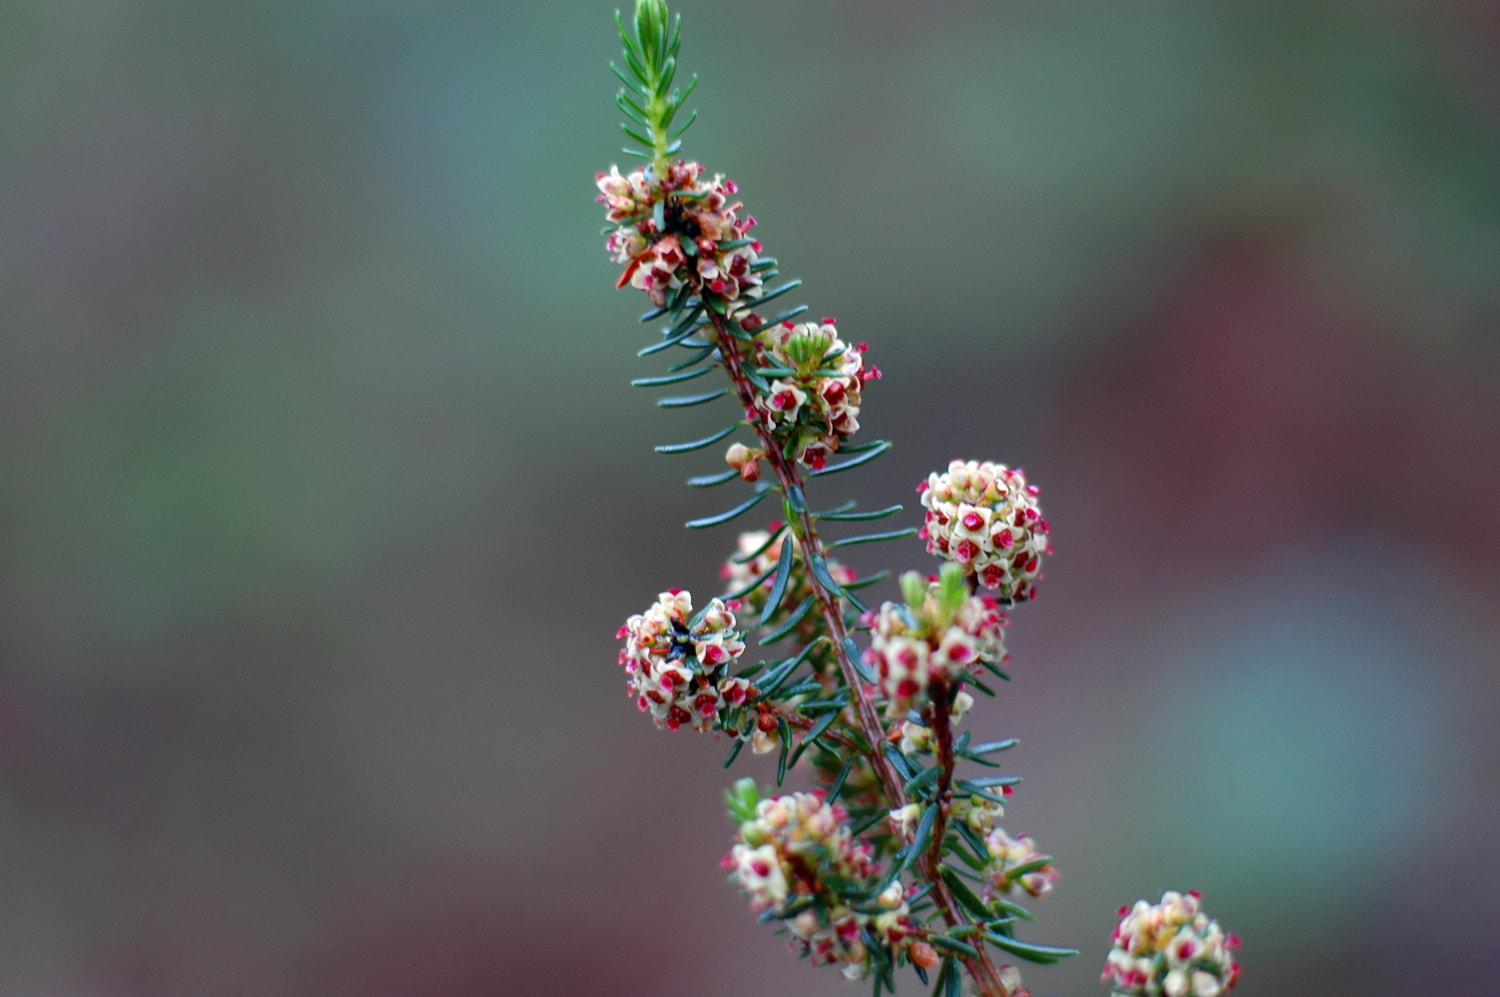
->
[920,460,1050,603]
[595,4,1234,996]
[618,590,748,732]
[1103,892,1240,997]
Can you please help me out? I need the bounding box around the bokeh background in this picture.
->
[2,1,1498,994]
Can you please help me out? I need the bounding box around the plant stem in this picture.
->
[702,304,1013,997]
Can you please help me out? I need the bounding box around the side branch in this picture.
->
[704,306,1013,997]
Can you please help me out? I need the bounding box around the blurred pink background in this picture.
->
[2,1,1497,994]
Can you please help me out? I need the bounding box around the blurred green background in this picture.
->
[2,1,1497,994]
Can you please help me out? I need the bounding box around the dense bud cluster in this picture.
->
[862,569,1007,716]
[617,590,749,731]
[725,786,917,980]
[1103,892,1240,997]
[744,320,880,470]
[919,460,1050,603]
[597,160,764,309]
[982,828,1058,899]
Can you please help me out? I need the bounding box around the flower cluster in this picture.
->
[919,460,1051,602]
[1103,891,1240,997]
[617,590,749,732]
[597,160,764,309]
[743,320,879,471]
[725,786,916,980]
[862,569,1007,716]
[982,828,1058,899]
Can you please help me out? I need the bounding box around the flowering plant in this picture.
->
[595,4,1239,995]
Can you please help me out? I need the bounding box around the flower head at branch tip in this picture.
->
[862,565,1007,717]
[1102,891,1240,997]
[748,320,878,470]
[618,590,748,732]
[597,161,765,311]
[724,783,916,980]
[919,459,1050,603]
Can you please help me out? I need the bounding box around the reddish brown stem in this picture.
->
[700,301,1012,997]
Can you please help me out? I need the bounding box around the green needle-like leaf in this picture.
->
[789,708,838,768]
[723,559,778,600]
[826,527,919,549]
[952,782,1008,805]
[669,107,697,139]
[758,594,815,645]
[759,535,795,625]
[841,569,892,591]
[808,552,842,592]
[988,896,1036,921]
[963,775,1021,789]
[756,361,797,378]
[881,742,915,780]
[816,504,904,522]
[631,364,715,387]
[929,933,979,958]
[751,639,822,702]
[827,754,855,802]
[655,423,738,454]
[982,933,1078,965]
[775,717,792,785]
[940,867,992,920]
[638,321,703,357]
[945,831,989,872]
[753,279,803,308]
[609,61,647,97]
[903,764,940,797]
[809,440,892,477]
[687,468,739,487]
[666,283,695,317]
[658,387,728,408]
[954,821,989,865]
[686,486,771,528]
[836,439,888,455]
[667,344,717,371]
[797,692,850,712]
[1005,856,1054,880]
[937,958,959,997]
[777,677,822,700]
[752,656,798,700]
[904,804,938,870]
[724,734,747,768]
[965,738,1019,757]
[621,122,654,147]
